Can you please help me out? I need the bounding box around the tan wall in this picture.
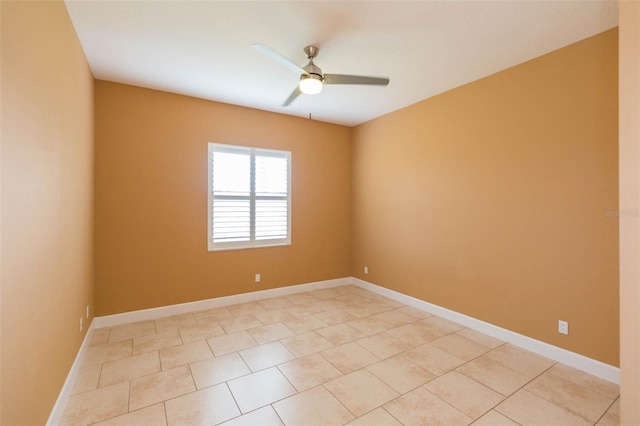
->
[619,1,640,423]
[94,81,352,315]
[352,29,619,365]
[0,1,95,425]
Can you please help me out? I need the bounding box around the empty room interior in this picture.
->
[2,1,639,425]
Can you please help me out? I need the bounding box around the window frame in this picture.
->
[207,142,291,251]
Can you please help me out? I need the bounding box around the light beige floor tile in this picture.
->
[274,385,355,425]
[67,286,620,426]
[496,389,591,425]
[228,302,267,317]
[455,328,503,349]
[597,410,620,426]
[253,308,297,325]
[313,309,357,326]
[415,316,464,337]
[316,323,366,345]
[99,351,161,387]
[356,333,413,359]
[239,341,296,371]
[178,322,225,343]
[472,410,520,426]
[597,399,620,426]
[366,297,402,309]
[91,328,110,346]
[273,386,354,426]
[207,330,258,356]
[281,331,334,357]
[165,383,240,425]
[285,292,319,305]
[283,315,328,333]
[220,406,284,426]
[346,408,402,425]
[348,317,393,335]
[335,294,370,306]
[247,322,295,344]
[314,299,349,311]
[431,333,490,361]
[321,342,380,374]
[60,382,129,426]
[285,302,325,317]
[159,340,213,370]
[547,363,620,399]
[93,403,167,426]
[72,363,102,395]
[194,306,233,323]
[219,315,263,333]
[607,398,620,416]
[257,296,294,310]
[456,356,531,396]
[277,353,342,391]
[109,320,156,343]
[384,386,472,426]
[347,305,391,318]
[402,343,466,375]
[397,306,432,319]
[372,309,420,326]
[155,313,197,333]
[324,369,399,417]
[83,340,132,366]
[385,323,440,345]
[227,367,297,413]
[309,287,346,300]
[129,366,195,411]
[133,330,183,355]
[190,352,251,389]
[366,355,435,394]
[525,371,614,422]
[485,344,554,377]
[424,371,505,418]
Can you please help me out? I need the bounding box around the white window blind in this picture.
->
[208,143,291,251]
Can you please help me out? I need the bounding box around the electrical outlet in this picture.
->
[364,266,368,274]
[558,320,569,335]
[255,273,261,283]
[86,305,90,319]
[80,317,83,332]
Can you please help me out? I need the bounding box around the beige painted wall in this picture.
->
[94,81,352,315]
[619,1,640,423]
[1,1,95,425]
[352,29,619,365]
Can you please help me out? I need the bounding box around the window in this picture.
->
[208,143,291,251]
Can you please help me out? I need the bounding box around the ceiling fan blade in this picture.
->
[252,43,308,75]
[324,74,390,86]
[283,86,302,106]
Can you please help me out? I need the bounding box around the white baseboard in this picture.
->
[46,319,96,426]
[351,277,620,384]
[93,277,351,329]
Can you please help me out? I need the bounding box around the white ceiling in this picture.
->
[64,1,618,127]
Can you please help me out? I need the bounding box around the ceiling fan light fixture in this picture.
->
[299,74,323,95]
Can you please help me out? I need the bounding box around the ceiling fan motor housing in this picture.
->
[302,61,323,80]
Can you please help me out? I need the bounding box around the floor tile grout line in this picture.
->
[319,382,361,422]
[222,381,243,422]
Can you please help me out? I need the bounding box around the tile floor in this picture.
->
[61,285,620,425]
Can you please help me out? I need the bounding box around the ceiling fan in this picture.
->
[253,44,390,106]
